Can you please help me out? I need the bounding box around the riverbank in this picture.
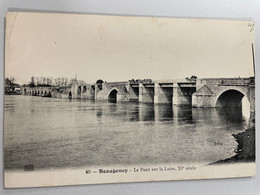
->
[212,126,255,164]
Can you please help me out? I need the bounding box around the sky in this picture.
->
[5,12,255,85]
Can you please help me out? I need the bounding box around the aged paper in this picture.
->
[4,12,255,188]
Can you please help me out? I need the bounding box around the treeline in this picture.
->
[28,76,86,87]
[5,77,19,87]
[5,77,20,94]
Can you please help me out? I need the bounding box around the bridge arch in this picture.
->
[96,79,104,84]
[68,91,72,99]
[214,88,249,108]
[108,88,119,103]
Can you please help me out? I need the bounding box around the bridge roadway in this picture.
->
[20,77,255,113]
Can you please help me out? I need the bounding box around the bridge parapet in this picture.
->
[196,78,251,89]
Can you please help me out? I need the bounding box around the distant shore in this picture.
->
[212,126,255,164]
[5,92,21,95]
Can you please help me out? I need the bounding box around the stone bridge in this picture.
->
[21,77,255,113]
[192,77,255,112]
[21,86,74,98]
[22,86,55,97]
[93,80,197,105]
[21,84,95,99]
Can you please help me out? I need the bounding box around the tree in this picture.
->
[9,77,15,84]
[5,77,18,93]
[78,80,86,86]
[29,76,36,87]
[185,75,197,82]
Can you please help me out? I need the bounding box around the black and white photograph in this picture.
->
[4,12,255,188]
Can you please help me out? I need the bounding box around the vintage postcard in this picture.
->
[4,12,255,188]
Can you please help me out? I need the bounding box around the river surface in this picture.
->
[4,95,253,170]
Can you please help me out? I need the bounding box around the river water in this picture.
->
[4,95,253,170]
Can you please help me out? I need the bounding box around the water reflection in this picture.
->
[92,101,251,126]
[139,104,155,121]
[4,95,254,170]
[154,104,173,121]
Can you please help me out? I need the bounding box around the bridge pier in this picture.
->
[172,83,179,105]
[192,85,214,107]
[116,94,126,102]
[81,85,95,99]
[172,83,192,106]
[95,84,101,100]
[126,83,139,102]
[154,83,172,104]
[69,83,79,99]
[249,85,255,117]
[139,83,154,103]
[80,86,84,99]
